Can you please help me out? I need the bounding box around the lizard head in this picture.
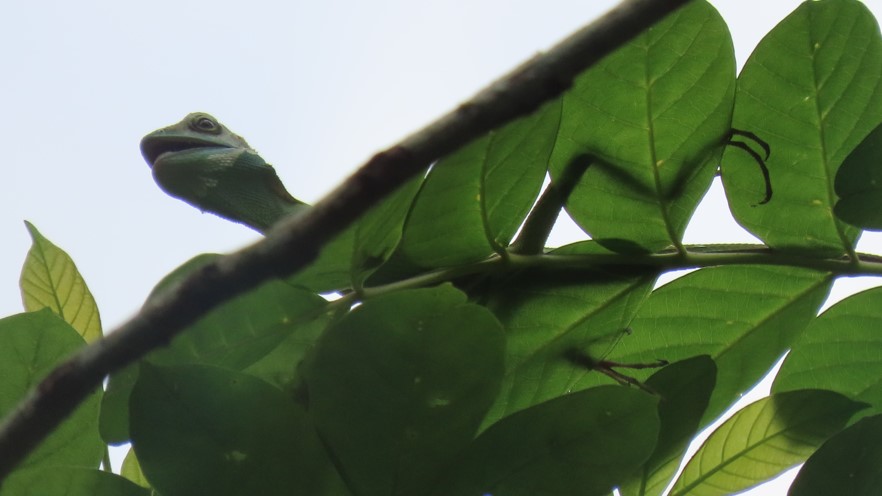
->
[141,112,305,233]
[140,112,251,166]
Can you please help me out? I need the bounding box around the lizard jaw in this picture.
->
[140,136,233,167]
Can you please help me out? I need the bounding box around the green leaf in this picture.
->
[145,253,219,302]
[669,390,865,496]
[0,310,103,470]
[120,448,151,489]
[304,285,505,496]
[790,413,882,495]
[482,100,561,245]
[99,363,139,445]
[101,256,331,445]
[131,364,346,496]
[1,467,149,496]
[351,176,423,285]
[288,227,357,292]
[19,221,102,342]
[482,243,656,425]
[611,265,831,425]
[291,177,422,291]
[400,101,560,267]
[432,386,659,496]
[721,0,882,255]
[834,122,882,229]
[619,356,717,496]
[774,286,882,417]
[549,0,734,252]
[148,279,328,371]
[241,321,328,394]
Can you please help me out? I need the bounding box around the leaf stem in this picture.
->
[510,154,593,255]
[345,245,882,305]
[101,446,112,473]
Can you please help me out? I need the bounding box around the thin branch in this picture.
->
[0,0,694,482]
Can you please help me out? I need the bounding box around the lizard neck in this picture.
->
[151,147,307,233]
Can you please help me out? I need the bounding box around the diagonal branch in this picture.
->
[0,0,692,482]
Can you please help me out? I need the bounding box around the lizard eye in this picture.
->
[191,115,220,133]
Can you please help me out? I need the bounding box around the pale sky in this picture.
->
[2,1,882,494]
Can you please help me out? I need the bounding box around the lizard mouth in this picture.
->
[140,136,232,167]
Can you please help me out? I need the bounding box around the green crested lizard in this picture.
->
[140,112,307,233]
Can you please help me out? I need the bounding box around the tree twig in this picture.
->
[0,0,692,482]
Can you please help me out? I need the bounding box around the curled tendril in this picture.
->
[726,128,772,205]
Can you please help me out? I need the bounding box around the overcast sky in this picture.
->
[2,1,881,493]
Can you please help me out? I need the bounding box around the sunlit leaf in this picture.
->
[774,286,882,417]
[19,221,101,342]
[549,0,734,252]
[608,265,831,425]
[432,386,659,496]
[721,0,882,255]
[483,100,561,245]
[304,285,504,496]
[120,448,151,489]
[669,390,864,496]
[790,413,882,495]
[400,101,559,267]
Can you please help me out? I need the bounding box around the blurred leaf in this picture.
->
[610,265,831,425]
[241,321,328,394]
[0,467,148,496]
[0,310,103,470]
[304,285,505,496]
[102,256,331,444]
[400,102,559,267]
[121,448,151,489]
[790,413,882,495]
[145,253,219,303]
[482,242,656,425]
[619,356,717,496]
[432,386,659,496]
[669,390,865,496]
[721,0,882,255]
[774,286,882,417]
[549,0,734,252]
[19,221,101,342]
[834,123,882,229]
[99,363,139,445]
[288,227,357,292]
[131,364,346,496]
[148,279,328,371]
